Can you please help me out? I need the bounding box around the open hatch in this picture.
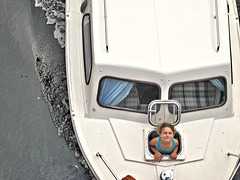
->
[144,100,185,161]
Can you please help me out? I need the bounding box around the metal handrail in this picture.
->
[103,0,109,52]
[148,100,181,127]
[96,152,120,180]
[228,152,240,180]
[215,0,220,52]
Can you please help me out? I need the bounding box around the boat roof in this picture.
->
[92,0,230,74]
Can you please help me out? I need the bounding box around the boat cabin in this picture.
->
[80,0,231,123]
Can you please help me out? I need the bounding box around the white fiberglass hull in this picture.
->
[65,0,240,179]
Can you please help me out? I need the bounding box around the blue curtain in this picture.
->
[99,78,134,106]
[210,79,225,92]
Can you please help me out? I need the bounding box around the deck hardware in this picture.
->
[227,152,240,158]
[228,153,240,180]
[215,0,220,52]
[96,152,120,180]
[160,169,174,180]
[148,109,157,113]
[80,0,88,13]
[148,100,181,127]
[103,0,109,52]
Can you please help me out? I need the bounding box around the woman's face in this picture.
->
[160,127,174,142]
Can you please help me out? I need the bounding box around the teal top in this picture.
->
[155,137,175,154]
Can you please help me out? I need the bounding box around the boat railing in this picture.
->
[228,152,240,180]
[96,152,120,180]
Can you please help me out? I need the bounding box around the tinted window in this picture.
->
[82,14,92,84]
[169,78,226,112]
[98,77,160,113]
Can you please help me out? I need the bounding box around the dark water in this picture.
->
[0,0,91,179]
[1,0,240,179]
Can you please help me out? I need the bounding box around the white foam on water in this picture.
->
[34,0,43,7]
[34,0,65,48]
[34,0,96,179]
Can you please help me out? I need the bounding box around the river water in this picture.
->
[0,0,240,179]
[0,0,92,179]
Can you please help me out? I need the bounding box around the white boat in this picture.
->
[65,0,240,179]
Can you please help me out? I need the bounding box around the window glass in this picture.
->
[169,78,226,112]
[82,14,92,84]
[98,77,160,112]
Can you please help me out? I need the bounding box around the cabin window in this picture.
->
[98,77,160,113]
[82,14,92,84]
[169,78,226,112]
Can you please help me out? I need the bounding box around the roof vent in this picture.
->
[160,169,173,180]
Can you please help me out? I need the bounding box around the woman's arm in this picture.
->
[149,137,163,162]
[170,139,179,160]
[149,137,157,147]
[150,146,163,162]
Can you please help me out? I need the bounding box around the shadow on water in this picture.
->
[34,0,240,179]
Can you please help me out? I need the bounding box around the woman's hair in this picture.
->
[157,123,176,134]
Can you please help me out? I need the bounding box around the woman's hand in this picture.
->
[170,152,177,160]
[154,151,163,162]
